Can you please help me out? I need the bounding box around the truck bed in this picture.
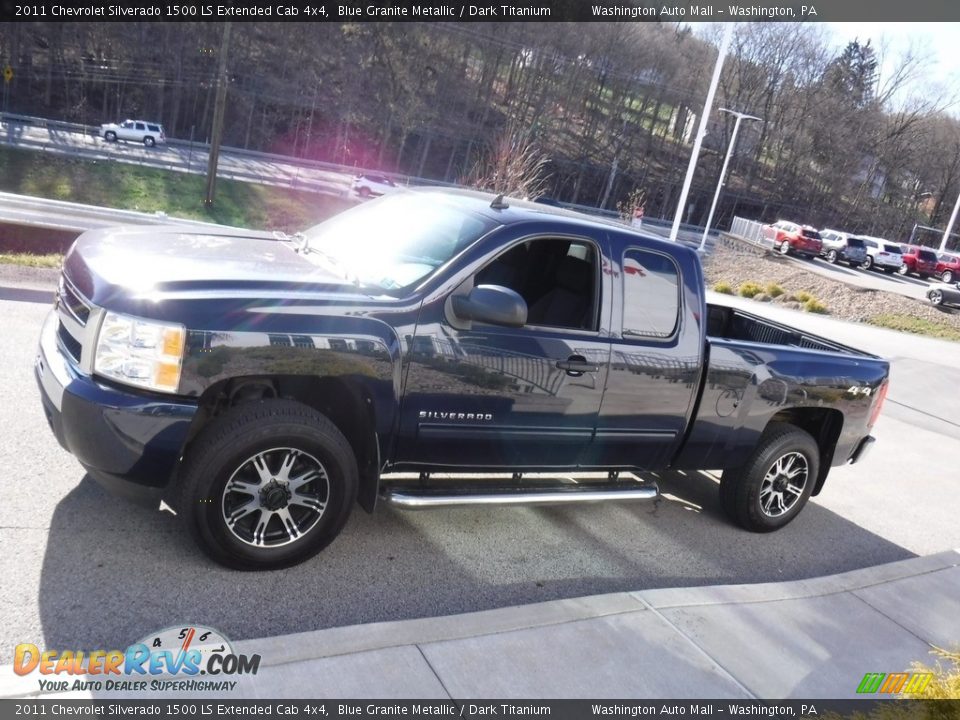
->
[706,303,877,357]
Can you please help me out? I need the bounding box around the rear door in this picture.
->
[586,240,703,470]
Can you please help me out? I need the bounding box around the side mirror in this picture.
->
[452,285,527,328]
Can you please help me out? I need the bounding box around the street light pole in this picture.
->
[699,109,762,251]
[939,189,960,253]
[669,23,734,243]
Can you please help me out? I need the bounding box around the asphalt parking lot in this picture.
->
[1,288,959,664]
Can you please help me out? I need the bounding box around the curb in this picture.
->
[2,550,957,699]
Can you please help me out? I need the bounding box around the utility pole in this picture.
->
[939,190,960,253]
[700,109,762,251]
[204,22,232,207]
[670,23,734,243]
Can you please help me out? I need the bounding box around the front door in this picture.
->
[396,235,611,470]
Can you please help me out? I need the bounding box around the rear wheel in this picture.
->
[898,264,909,275]
[719,422,819,532]
[104,131,117,142]
[860,256,874,270]
[943,271,955,284]
[178,400,358,570]
[143,136,156,147]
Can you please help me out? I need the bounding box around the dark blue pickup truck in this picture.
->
[36,191,890,569]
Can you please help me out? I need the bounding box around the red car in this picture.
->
[761,221,823,259]
[935,252,960,283]
[898,245,938,279]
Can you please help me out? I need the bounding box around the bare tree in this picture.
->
[461,121,551,199]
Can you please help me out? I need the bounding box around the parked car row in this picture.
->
[760,220,960,285]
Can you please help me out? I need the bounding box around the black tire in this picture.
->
[719,422,819,533]
[826,250,838,264]
[943,271,954,284]
[177,399,358,570]
[929,289,944,306]
[860,256,874,270]
[104,131,117,142]
[143,136,156,147]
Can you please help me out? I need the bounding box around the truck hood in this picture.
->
[64,224,361,307]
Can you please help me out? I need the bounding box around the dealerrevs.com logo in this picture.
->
[13,625,260,693]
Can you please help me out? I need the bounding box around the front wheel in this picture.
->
[943,271,955,284]
[143,136,156,147]
[104,131,117,142]
[779,240,791,256]
[929,289,944,306]
[177,400,358,570]
[861,256,874,270]
[719,422,819,532]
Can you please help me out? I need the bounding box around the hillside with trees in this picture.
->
[0,21,957,243]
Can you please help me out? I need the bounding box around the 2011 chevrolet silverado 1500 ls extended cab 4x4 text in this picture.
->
[36,191,890,569]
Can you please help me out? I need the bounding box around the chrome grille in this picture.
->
[57,321,82,363]
[58,276,91,326]
[55,274,97,371]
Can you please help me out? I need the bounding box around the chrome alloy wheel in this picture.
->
[758,451,809,518]
[221,447,329,548]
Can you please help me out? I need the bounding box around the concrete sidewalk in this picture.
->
[4,550,958,700]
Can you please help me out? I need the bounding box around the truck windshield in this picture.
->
[301,195,494,292]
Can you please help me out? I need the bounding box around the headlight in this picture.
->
[94,312,186,393]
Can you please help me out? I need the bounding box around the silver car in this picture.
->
[819,229,868,267]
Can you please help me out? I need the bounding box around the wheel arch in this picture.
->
[766,407,843,495]
[180,374,382,513]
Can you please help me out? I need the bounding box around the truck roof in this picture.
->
[409,187,681,250]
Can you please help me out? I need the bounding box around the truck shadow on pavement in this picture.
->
[36,469,914,655]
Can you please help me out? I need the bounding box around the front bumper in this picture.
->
[35,310,198,506]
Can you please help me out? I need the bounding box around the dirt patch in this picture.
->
[704,237,960,340]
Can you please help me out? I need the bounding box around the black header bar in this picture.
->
[5,699,960,720]
[3,0,960,23]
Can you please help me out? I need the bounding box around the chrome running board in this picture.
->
[382,483,659,510]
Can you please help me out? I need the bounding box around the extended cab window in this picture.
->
[622,249,680,339]
[476,238,599,331]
